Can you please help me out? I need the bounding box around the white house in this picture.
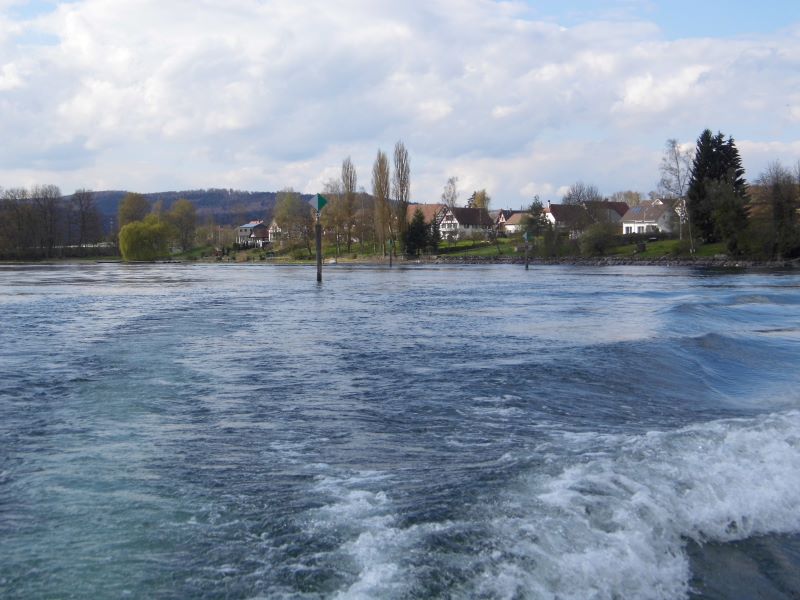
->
[267,218,283,243]
[438,206,494,240]
[543,203,592,237]
[621,200,677,234]
[502,212,528,234]
[236,220,269,247]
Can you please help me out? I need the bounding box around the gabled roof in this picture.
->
[621,201,669,223]
[407,203,444,224]
[504,212,527,226]
[584,201,630,218]
[546,203,592,228]
[495,209,519,223]
[239,220,266,229]
[447,206,494,227]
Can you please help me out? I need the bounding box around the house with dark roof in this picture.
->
[621,200,677,234]
[583,201,630,224]
[544,203,593,237]
[236,220,269,247]
[439,206,494,240]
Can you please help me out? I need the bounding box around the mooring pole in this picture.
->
[524,232,530,270]
[315,212,322,283]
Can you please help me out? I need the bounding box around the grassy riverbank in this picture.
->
[6,238,795,269]
[190,237,730,263]
[173,238,798,269]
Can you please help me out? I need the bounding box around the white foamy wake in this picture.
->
[295,412,800,599]
[476,410,800,599]
[302,471,447,600]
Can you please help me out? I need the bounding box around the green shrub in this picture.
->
[671,239,693,256]
[580,223,618,256]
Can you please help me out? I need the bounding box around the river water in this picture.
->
[1,262,799,599]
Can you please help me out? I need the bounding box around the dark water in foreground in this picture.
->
[1,263,799,599]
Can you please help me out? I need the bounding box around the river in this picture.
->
[1,262,799,599]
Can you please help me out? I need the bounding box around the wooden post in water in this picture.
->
[524,232,530,271]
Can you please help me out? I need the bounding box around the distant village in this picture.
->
[2,130,798,262]
[235,198,676,249]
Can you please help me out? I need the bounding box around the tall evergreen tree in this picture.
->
[687,129,748,244]
[403,208,428,256]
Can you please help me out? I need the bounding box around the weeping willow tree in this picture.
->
[119,215,173,261]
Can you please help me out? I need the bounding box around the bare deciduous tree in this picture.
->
[609,190,642,207]
[69,189,103,249]
[71,189,102,251]
[372,149,391,255]
[167,198,197,252]
[0,188,34,256]
[658,139,693,199]
[274,188,314,255]
[441,176,459,208]
[562,182,602,205]
[341,156,357,252]
[321,179,344,256]
[118,192,150,228]
[753,160,799,259]
[392,141,410,252]
[31,184,62,257]
[658,138,694,240]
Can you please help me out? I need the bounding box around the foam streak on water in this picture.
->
[1,263,799,599]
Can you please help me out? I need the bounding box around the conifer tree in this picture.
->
[403,208,428,256]
[687,129,748,244]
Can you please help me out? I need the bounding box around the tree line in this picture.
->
[667,129,799,259]
[0,186,108,260]
[511,128,800,260]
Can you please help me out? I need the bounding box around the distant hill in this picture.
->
[90,188,313,232]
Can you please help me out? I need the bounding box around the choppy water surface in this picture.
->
[1,262,799,599]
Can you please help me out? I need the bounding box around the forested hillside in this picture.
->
[92,188,296,231]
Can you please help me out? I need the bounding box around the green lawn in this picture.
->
[608,239,678,258]
[176,245,216,260]
[194,237,732,263]
[607,239,727,259]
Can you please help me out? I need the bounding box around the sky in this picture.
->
[1,0,799,206]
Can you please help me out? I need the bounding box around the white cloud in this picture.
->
[0,0,798,203]
[0,62,22,89]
